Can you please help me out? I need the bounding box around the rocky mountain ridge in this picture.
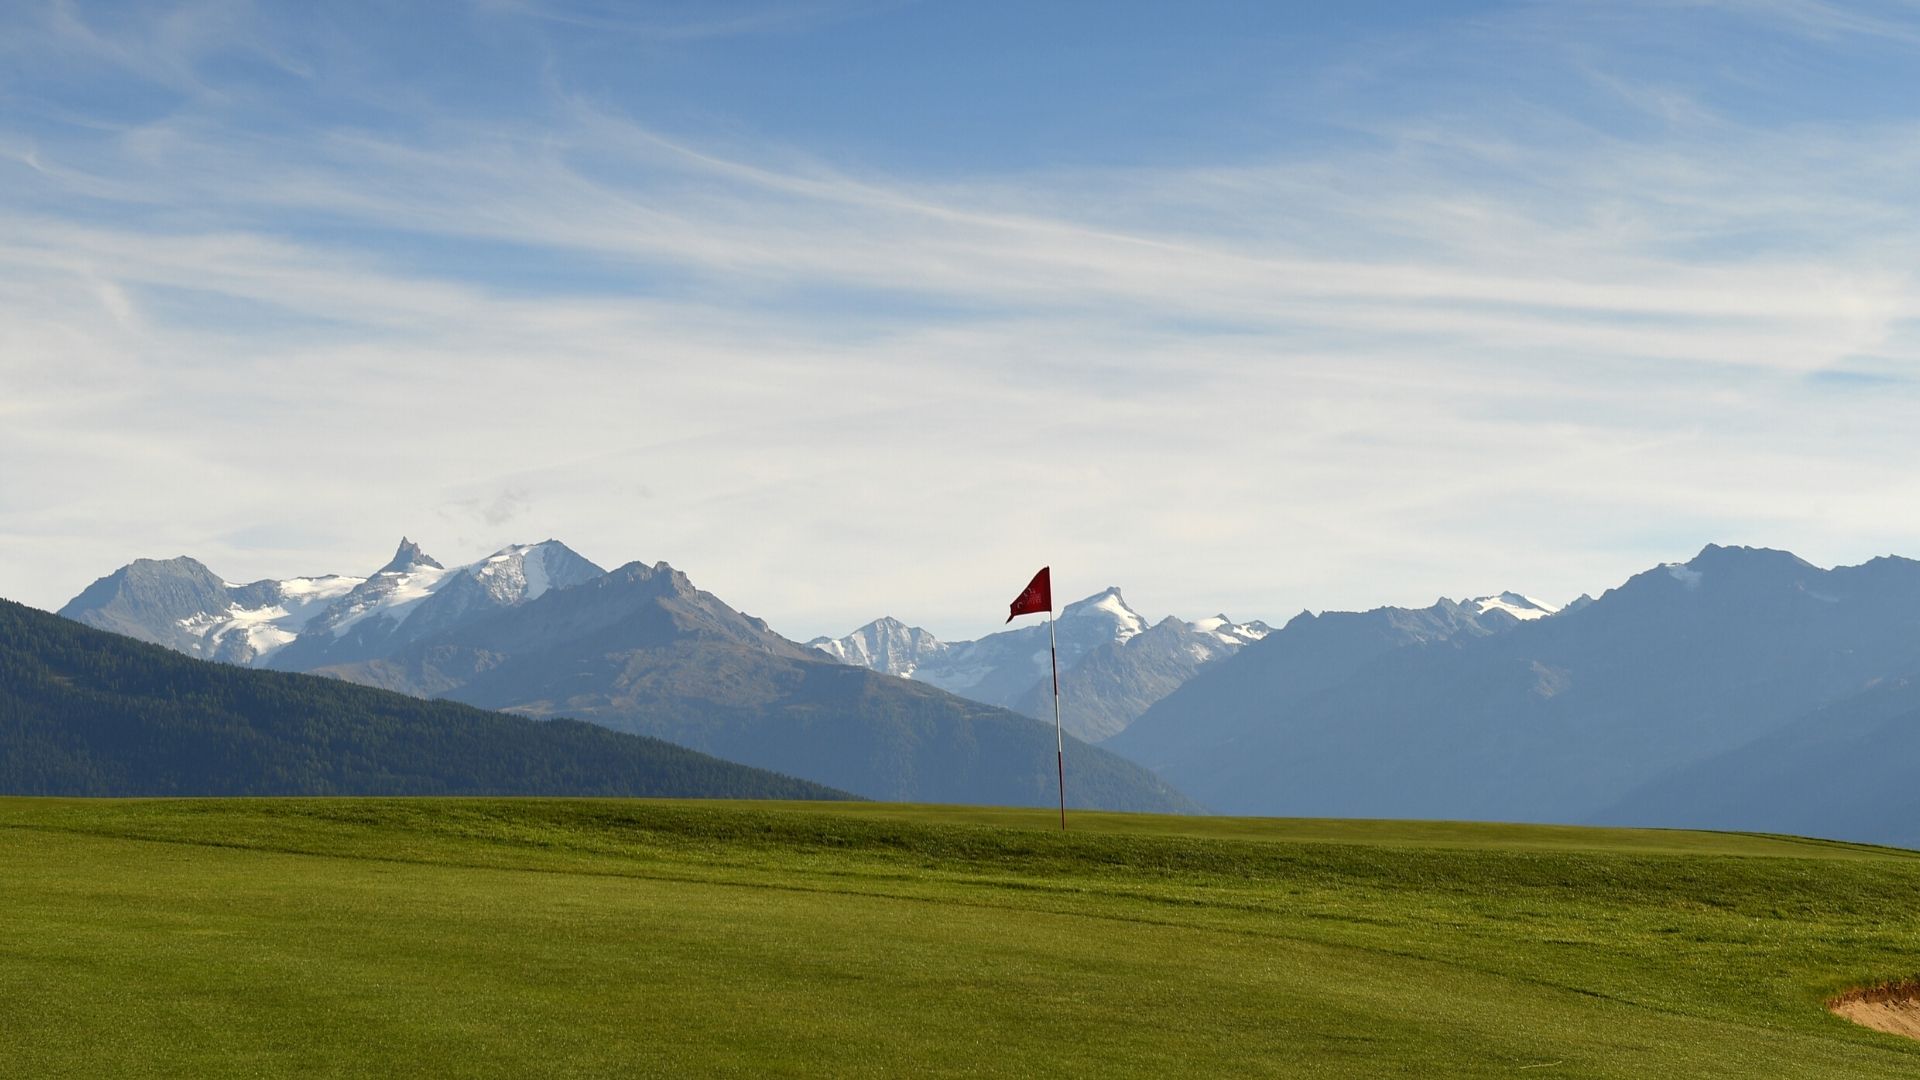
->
[807,587,1271,741]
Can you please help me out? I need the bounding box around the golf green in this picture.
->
[4,798,1918,1077]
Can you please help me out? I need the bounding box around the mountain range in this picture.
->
[58,538,602,668]
[1109,545,1920,847]
[807,589,1271,741]
[53,536,1920,848]
[59,540,1194,813]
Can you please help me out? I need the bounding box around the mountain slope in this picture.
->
[1598,673,1920,847]
[1111,546,1920,823]
[57,556,363,665]
[0,597,846,800]
[1108,596,1510,783]
[1011,614,1271,742]
[320,564,1199,812]
[929,587,1154,708]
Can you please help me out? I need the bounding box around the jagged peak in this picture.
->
[598,560,696,595]
[378,537,443,575]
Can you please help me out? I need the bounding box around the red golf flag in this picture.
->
[1007,566,1052,622]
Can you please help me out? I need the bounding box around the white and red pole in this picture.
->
[1050,609,1065,831]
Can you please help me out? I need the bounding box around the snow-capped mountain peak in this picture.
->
[241,538,606,671]
[806,616,948,676]
[322,559,454,639]
[810,587,1272,742]
[472,540,596,605]
[1188,614,1273,647]
[813,587,1154,698]
[57,555,373,666]
[1464,592,1558,621]
[300,538,606,646]
[1060,586,1148,643]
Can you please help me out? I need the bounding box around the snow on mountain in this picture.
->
[924,587,1148,707]
[1463,592,1559,622]
[1013,611,1276,742]
[311,539,453,641]
[1072,588,1149,645]
[490,543,551,600]
[62,538,609,673]
[308,538,606,640]
[175,574,365,662]
[264,538,605,670]
[55,554,373,665]
[1187,615,1273,650]
[809,587,1266,740]
[809,588,1154,706]
[805,617,949,677]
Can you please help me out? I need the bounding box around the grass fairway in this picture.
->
[4,800,1920,1078]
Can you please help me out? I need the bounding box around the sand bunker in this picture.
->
[1830,983,1920,1040]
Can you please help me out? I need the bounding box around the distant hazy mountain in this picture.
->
[1110,546,1920,831]
[809,588,1269,741]
[1598,673,1920,848]
[0,597,847,800]
[1107,595,1522,790]
[60,544,1195,813]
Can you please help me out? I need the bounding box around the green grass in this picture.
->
[4,798,1920,1078]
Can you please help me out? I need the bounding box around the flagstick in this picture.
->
[1050,610,1065,831]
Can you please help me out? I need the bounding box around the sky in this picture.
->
[6,0,1920,641]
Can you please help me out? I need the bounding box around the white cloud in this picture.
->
[4,1,1920,639]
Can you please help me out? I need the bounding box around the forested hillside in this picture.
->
[0,599,847,800]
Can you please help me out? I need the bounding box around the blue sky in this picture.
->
[6,0,1920,638]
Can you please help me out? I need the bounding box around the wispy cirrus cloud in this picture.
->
[4,0,1920,636]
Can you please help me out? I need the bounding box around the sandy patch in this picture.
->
[1830,983,1920,1040]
